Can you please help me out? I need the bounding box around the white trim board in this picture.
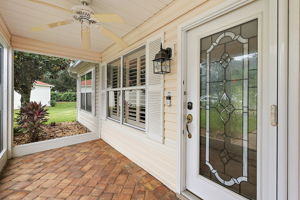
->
[288,0,300,199]
[12,132,99,157]
[0,150,7,172]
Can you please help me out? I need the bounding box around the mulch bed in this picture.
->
[13,121,90,146]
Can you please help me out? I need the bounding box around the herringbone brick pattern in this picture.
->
[0,140,178,200]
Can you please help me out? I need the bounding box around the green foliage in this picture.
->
[51,91,76,102]
[14,102,76,130]
[50,100,56,107]
[16,102,49,142]
[14,51,71,104]
[13,126,22,136]
[42,70,77,92]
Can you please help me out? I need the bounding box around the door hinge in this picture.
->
[271,105,278,126]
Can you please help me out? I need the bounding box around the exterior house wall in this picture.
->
[14,91,21,109]
[76,63,100,134]
[14,85,52,109]
[30,85,52,106]
[98,0,223,191]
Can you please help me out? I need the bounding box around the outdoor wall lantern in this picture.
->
[152,43,172,74]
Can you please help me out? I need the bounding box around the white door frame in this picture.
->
[176,0,288,199]
[287,0,300,199]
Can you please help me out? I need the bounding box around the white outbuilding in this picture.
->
[14,81,54,109]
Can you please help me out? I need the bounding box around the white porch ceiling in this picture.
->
[0,0,174,52]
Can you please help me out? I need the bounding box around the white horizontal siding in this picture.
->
[78,110,98,133]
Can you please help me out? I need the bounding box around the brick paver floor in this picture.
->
[0,140,178,200]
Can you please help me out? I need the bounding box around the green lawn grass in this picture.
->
[47,102,77,124]
[14,102,77,127]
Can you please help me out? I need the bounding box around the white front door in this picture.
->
[185,1,278,200]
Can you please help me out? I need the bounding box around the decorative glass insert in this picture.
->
[199,19,258,200]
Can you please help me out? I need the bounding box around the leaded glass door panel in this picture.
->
[185,1,278,200]
[200,19,257,199]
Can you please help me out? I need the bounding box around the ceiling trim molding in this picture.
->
[0,15,12,46]
[11,35,101,62]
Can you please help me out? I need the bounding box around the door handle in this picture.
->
[186,114,193,139]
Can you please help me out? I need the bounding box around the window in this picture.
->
[80,71,93,112]
[106,47,146,129]
[107,59,121,120]
[107,58,121,89]
[123,89,146,128]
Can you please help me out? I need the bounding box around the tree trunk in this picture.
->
[20,93,31,105]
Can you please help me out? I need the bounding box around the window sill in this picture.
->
[79,109,93,116]
[123,122,145,132]
[106,118,146,133]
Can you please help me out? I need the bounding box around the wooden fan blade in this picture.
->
[99,26,127,49]
[81,27,91,49]
[31,19,72,32]
[29,0,72,13]
[94,14,124,23]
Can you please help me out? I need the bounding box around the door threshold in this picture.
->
[179,190,203,200]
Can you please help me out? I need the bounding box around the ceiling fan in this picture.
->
[30,0,128,50]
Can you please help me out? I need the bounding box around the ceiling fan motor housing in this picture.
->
[80,0,92,6]
[72,1,97,24]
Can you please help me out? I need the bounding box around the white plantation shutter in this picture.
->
[100,63,107,120]
[146,34,164,143]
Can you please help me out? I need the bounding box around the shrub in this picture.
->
[13,127,22,136]
[16,102,49,142]
[51,92,59,101]
[50,100,56,107]
[51,91,76,102]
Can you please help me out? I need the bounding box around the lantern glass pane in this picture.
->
[154,61,162,73]
[162,60,170,73]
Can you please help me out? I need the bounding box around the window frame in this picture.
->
[0,35,11,163]
[106,46,147,131]
[79,68,95,114]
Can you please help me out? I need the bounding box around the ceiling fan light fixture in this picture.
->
[29,0,127,49]
[81,19,91,49]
